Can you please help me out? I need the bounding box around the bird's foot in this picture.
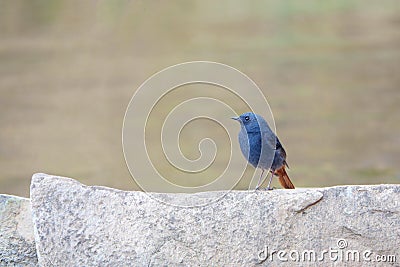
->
[265,186,275,191]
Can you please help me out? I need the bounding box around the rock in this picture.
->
[30,173,400,266]
[0,194,38,266]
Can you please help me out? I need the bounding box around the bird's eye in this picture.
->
[244,116,250,121]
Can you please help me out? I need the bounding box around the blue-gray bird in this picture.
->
[232,112,295,190]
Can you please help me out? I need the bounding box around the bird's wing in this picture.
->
[261,130,277,151]
[276,136,288,167]
[276,137,286,154]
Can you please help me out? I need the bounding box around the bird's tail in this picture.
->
[275,166,295,189]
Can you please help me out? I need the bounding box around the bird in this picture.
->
[231,112,295,190]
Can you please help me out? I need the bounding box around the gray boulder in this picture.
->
[0,194,38,266]
[30,173,399,266]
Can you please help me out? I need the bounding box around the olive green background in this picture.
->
[1,0,399,197]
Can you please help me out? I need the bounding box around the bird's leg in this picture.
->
[255,169,265,190]
[266,170,274,190]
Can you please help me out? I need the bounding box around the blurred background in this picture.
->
[1,0,399,197]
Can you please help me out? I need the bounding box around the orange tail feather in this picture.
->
[275,166,295,189]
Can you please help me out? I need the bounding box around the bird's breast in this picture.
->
[238,130,262,168]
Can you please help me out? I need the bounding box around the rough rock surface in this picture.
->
[30,173,399,266]
[0,194,38,266]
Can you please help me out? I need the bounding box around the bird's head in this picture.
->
[231,112,267,133]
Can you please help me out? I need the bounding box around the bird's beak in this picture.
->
[231,116,240,121]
